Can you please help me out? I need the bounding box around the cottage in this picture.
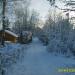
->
[0,30,18,43]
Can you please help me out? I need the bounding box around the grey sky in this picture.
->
[30,0,50,21]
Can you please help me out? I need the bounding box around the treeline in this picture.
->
[12,0,39,35]
[42,13,75,57]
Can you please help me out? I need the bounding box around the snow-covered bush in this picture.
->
[44,14,75,57]
[0,43,27,74]
[18,31,32,44]
[66,29,75,56]
[47,38,69,55]
[47,39,60,53]
[72,42,75,56]
[39,34,49,45]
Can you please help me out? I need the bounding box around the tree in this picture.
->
[5,17,10,29]
[44,11,74,56]
[13,0,30,33]
[13,1,39,35]
[47,0,55,5]
[12,0,31,43]
[0,0,2,17]
[1,0,6,46]
[29,10,39,34]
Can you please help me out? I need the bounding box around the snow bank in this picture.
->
[0,43,28,74]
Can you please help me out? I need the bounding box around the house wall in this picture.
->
[0,31,17,43]
[5,32,17,43]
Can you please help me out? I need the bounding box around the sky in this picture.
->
[30,0,50,21]
[1,0,75,26]
[29,0,73,21]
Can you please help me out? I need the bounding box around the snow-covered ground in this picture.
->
[5,37,75,75]
[0,42,28,69]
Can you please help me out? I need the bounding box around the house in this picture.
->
[0,30,18,43]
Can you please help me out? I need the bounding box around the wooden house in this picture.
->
[0,30,18,43]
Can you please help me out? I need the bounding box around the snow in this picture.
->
[5,30,18,37]
[0,42,28,70]
[3,38,75,75]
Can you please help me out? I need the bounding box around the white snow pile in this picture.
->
[0,43,28,71]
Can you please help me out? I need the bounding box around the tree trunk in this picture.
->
[2,0,6,46]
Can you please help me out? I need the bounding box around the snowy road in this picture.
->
[6,38,75,75]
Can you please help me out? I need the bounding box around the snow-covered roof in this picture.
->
[5,30,18,37]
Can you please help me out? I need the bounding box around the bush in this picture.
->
[0,43,27,72]
[47,38,72,56]
[39,34,49,45]
[18,31,32,44]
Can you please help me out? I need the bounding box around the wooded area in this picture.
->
[0,0,75,75]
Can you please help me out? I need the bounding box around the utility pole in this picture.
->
[2,0,6,46]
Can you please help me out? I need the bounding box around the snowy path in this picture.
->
[6,38,75,75]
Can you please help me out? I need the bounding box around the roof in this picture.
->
[5,30,18,37]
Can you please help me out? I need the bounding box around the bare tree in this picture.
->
[29,10,39,34]
[1,0,7,46]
